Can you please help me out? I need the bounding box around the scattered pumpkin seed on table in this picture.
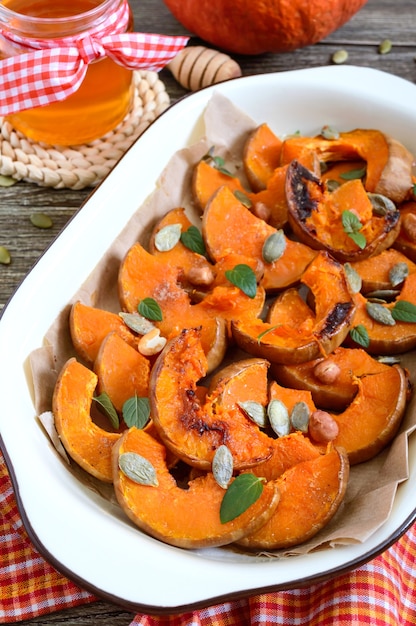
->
[30,212,53,229]
[332,49,349,64]
[0,245,11,265]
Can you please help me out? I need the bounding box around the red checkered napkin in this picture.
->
[1,448,415,624]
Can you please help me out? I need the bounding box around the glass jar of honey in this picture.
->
[0,0,135,145]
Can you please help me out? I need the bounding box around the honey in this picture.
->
[0,0,134,145]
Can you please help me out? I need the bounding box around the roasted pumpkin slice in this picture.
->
[286,162,401,262]
[118,242,227,372]
[192,158,246,212]
[243,122,282,191]
[70,301,138,364]
[251,432,321,482]
[231,251,356,365]
[246,149,319,230]
[270,364,409,465]
[393,201,416,262]
[349,248,416,294]
[237,445,349,550]
[148,207,215,293]
[280,129,414,203]
[348,272,416,354]
[112,427,280,549]
[203,185,316,292]
[94,332,150,413]
[149,327,274,470]
[272,347,392,411]
[53,358,121,483]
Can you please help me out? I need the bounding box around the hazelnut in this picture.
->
[313,359,341,384]
[138,328,167,356]
[186,264,215,287]
[308,410,339,443]
[251,201,271,223]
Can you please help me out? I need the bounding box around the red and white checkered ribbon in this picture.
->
[0,0,188,115]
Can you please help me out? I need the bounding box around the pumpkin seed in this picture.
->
[154,223,182,252]
[30,212,53,229]
[366,301,396,326]
[267,399,290,438]
[321,125,340,140]
[118,452,158,486]
[367,192,397,216]
[234,189,253,209]
[290,401,310,433]
[238,400,268,428]
[379,39,392,55]
[0,245,11,265]
[262,229,286,264]
[325,179,341,192]
[332,49,349,64]
[366,289,400,301]
[212,445,233,489]
[0,174,17,187]
[377,355,401,364]
[389,262,409,287]
[344,262,362,294]
[119,311,156,335]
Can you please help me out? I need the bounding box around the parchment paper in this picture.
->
[30,92,416,557]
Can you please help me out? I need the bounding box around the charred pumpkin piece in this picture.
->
[286,162,401,263]
[148,207,215,291]
[237,445,349,550]
[112,427,280,549]
[192,158,246,212]
[70,301,138,364]
[118,242,227,373]
[242,122,282,191]
[52,358,121,482]
[349,248,416,294]
[246,149,319,230]
[203,185,316,292]
[94,332,150,413]
[231,251,356,365]
[272,347,391,411]
[393,201,416,262]
[280,128,413,203]
[149,327,274,470]
[348,272,416,354]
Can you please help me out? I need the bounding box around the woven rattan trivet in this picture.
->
[0,70,170,190]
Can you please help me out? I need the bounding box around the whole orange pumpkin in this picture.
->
[163,0,368,55]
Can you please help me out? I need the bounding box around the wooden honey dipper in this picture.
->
[167,45,242,91]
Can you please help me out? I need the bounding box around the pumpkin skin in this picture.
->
[162,0,368,55]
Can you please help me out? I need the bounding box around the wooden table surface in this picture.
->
[1,0,415,623]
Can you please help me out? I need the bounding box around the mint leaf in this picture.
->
[122,396,150,429]
[342,210,366,249]
[138,297,163,321]
[93,392,119,429]
[220,473,264,523]
[339,166,366,181]
[180,225,206,256]
[225,264,257,299]
[391,300,416,323]
[349,324,370,348]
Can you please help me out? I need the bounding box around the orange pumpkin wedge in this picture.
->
[192,158,246,212]
[112,427,280,549]
[202,185,316,292]
[52,358,120,482]
[118,241,227,373]
[237,445,349,550]
[94,332,150,413]
[272,347,392,411]
[149,327,274,470]
[243,122,282,191]
[70,301,138,364]
[231,251,356,365]
[349,248,416,294]
[286,162,401,263]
